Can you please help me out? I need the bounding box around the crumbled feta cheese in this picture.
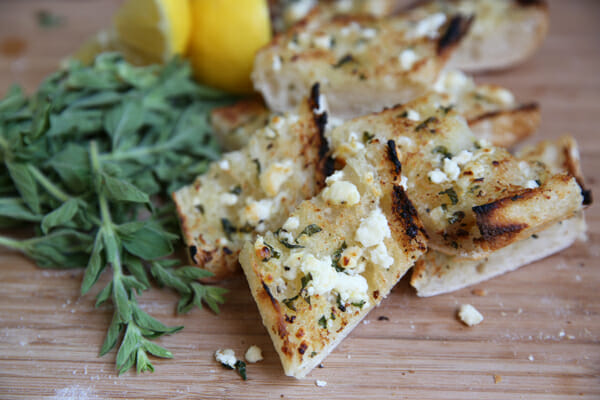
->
[369,242,394,269]
[245,345,263,363]
[335,272,369,304]
[528,355,534,361]
[282,216,300,231]
[524,180,539,189]
[326,170,345,184]
[215,348,237,368]
[218,159,230,171]
[355,208,391,248]
[400,175,408,190]
[322,180,360,206]
[493,88,515,105]
[242,199,273,225]
[220,193,238,206]
[286,0,316,21]
[263,126,277,139]
[413,13,447,39]
[361,28,377,39]
[334,131,365,158]
[453,150,473,165]
[399,49,417,70]
[271,115,285,131]
[458,304,484,326]
[314,34,332,49]
[433,69,471,95]
[315,94,328,114]
[395,136,413,148]
[283,252,302,280]
[260,160,294,197]
[315,380,327,387]
[340,246,363,271]
[272,55,282,71]
[428,169,448,184]
[406,109,420,121]
[443,158,460,181]
[335,0,353,12]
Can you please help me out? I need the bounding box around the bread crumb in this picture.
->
[315,380,327,387]
[458,304,483,326]
[245,345,263,363]
[215,348,236,368]
[471,288,487,296]
[493,374,502,384]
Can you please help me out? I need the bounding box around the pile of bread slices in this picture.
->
[173,0,591,379]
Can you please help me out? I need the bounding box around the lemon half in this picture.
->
[188,0,272,94]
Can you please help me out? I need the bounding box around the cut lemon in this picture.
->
[113,0,191,63]
[188,0,272,94]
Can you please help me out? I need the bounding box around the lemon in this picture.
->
[113,0,191,63]
[188,0,272,94]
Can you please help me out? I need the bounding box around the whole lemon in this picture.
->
[188,0,272,94]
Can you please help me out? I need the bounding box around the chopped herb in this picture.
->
[532,234,539,239]
[358,73,367,80]
[351,300,366,309]
[441,203,448,211]
[283,295,299,311]
[468,184,480,194]
[331,242,347,272]
[473,141,482,150]
[363,131,375,143]
[234,360,247,381]
[279,237,305,249]
[398,111,408,118]
[252,159,261,174]
[230,185,242,195]
[304,295,311,306]
[333,54,355,68]
[439,187,458,205]
[440,105,454,115]
[301,273,313,289]
[336,293,346,312]
[451,241,459,249]
[261,242,280,262]
[297,224,322,240]
[330,311,336,320]
[535,179,541,187]
[310,351,317,358]
[318,315,327,329]
[415,116,438,132]
[195,204,205,214]
[447,210,465,224]
[432,145,452,159]
[221,218,237,240]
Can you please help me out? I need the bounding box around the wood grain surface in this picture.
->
[0,1,599,399]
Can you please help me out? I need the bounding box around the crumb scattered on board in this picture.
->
[494,374,502,384]
[458,304,484,326]
[315,380,327,387]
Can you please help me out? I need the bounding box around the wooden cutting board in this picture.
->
[0,1,598,399]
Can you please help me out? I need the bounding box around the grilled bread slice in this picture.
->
[240,139,427,378]
[407,0,549,72]
[253,7,471,119]
[411,136,589,296]
[328,93,584,259]
[173,86,330,280]
[216,70,538,151]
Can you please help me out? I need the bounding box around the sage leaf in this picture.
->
[6,162,39,213]
[41,198,79,234]
[102,173,149,204]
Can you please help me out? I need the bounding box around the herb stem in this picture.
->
[28,165,70,202]
[0,234,25,251]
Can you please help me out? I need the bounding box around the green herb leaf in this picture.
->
[102,173,150,204]
[41,198,79,234]
[439,187,458,205]
[6,162,40,213]
[318,315,327,329]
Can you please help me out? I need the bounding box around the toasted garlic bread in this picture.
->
[173,86,330,280]
[210,97,270,152]
[253,7,472,119]
[239,139,427,378]
[411,136,589,297]
[328,93,584,259]
[408,0,549,72]
[432,69,540,147]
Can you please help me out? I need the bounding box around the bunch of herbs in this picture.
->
[0,53,234,374]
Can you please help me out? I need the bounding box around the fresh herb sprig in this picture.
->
[0,53,234,374]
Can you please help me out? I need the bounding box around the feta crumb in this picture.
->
[215,348,236,368]
[263,126,277,139]
[272,55,282,71]
[458,304,484,326]
[260,160,294,197]
[406,109,420,121]
[340,246,363,271]
[524,180,539,189]
[428,169,448,184]
[361,28,377,39]
[528,355,534,361]
[413,13,447,39]
[369,242,394,269]
[326,170,345,184]
[242,199,273,225]
[355,208,391,248]
[400,175,408,190]
[315,380,327,387]
[322,180,360,206]
[287,0,316,21]
[494,88,515,105]
[220,193,238,206]
[282,216,300,231]
[443,158,460,181]
[453,150,473,165]
[245,345,263,363]
[433,69,471,94]
[218,159,230,171]
[399,49,418,70]
[314,35,332,49]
